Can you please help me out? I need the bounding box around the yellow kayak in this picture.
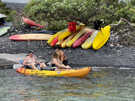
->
[92,25,111,50]
[58,25,81,41]
[56,40,63,46]
[48,24,85,47]
[48,25,82,45]
[81,30,98,49]
[16,67,91,78]
[47,29,66,44]
[60,34,76,48]
[58,30,71,41]
[66,29,86,47]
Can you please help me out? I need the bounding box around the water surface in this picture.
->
[0,67,135,101]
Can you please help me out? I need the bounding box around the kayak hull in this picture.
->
[92,25,111,50]
[9,34,52,41]
[66,29,86,47]
[0,26,10,36]
[58,26,81,41]
[81,30,98,49]
[16,67,91,78]
[72,31,93,48]
[50,36,58,46]
[47,29,66,44]
[61,33,76,48]
[22,17,44,28]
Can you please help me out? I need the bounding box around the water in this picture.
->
[0,67,135,101]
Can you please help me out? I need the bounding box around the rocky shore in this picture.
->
[0,35,135,69]
[0,2,135,69]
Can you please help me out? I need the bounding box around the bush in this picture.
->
[0,0,10,15]
[0,0,17,21]
[24,0,135,30]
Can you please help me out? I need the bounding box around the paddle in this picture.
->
[13,64,23,69]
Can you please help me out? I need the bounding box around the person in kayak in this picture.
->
[51,49,71,70]
[23,51,46,70]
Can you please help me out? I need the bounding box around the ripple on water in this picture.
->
[0,68,135,101]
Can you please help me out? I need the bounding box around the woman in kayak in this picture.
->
[23,51,46,70]
[51,49,71,70]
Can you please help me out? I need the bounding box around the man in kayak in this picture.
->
[50,49,71,70]
[23,51,46,70]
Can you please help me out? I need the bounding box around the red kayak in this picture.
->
[72,31,93,48]
[22,17,44,28]
[50,36,58,46]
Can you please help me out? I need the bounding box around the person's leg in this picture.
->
[31,63,38,70]
[24,65,33,69]
[63,60,68,65]
[39,62,47,68]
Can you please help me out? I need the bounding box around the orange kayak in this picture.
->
[9,34,52,41]
[16,67,91,78]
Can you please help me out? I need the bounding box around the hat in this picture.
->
[28,50,34,54]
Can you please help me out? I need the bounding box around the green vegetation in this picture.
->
[0,0,17,21]
[24,0,135,30]
[0,0,9,14]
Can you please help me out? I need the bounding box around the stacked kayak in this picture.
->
[0,26,10,36]
[48,24,95,48]
[9,25,111,50]
[48,25,111,50]
[9,33,53,41]
[16,67,91,78]
[47,25,84,47]
[92,25,111,50]
[81,30,99,49]
[22,17,44,29]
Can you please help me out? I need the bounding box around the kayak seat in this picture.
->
[19,60,56,71]
[41,66,56,71]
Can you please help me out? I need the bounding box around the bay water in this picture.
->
[0,67,135,101]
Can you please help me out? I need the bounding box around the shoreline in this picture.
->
[0,2,135,69]
[0,36,135,69]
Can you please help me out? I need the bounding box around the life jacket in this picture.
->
[68,22,76,33]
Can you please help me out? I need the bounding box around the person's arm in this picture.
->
[52,58,67,69]
[33,55,39,64]
[60,54,67,62]
[23,57,29,65]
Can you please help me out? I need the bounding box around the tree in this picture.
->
[24,0,135,30]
